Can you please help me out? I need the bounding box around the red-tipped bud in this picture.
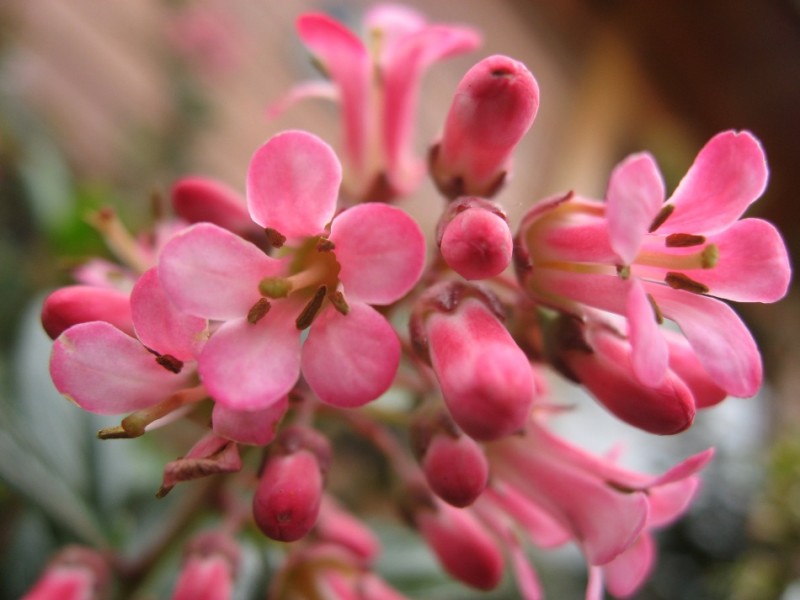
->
[410,408,489,507]
[22,546,110,600]
[554,317,696,435]
[41,285,134,339]
[172,531,240,600]
[171,177,260,239]
[416,502,504,590]
[252,426,331,542]
[437,197,512,280]
[430,55,539,199]
[413,283,536,441]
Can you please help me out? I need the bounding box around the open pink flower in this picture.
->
[517,130,790,398]
[159,130,426,411]
[270,5,481,200]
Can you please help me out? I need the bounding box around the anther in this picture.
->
[329,290,350,315]
[295,285,328,330]
[259,277,293,298]
[647,293,664,324]
[248,297,272,324]
[156,354,184,374]
[665,233,706,248]
[264,227,287,249]
[664,272,709,294]
[648,204,675,233]
[316,238,336,252]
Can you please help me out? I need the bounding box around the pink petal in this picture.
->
[198,305,301,410]
[646,477,701,528]
[296,14,371,174]
[302,303,400,408]
[507,534,543,600]
[171,176,253,234]
[247,130,342,240]
[265,80,339,119]
[41,285,134,340]
[626,278,668,385]
[173,555,233,600]
[665,331,727,408]
[211,395,288,446]
[50,322,190,415]
[329,203,426,305]
[159,223,284,321]
[130,268,207,360]
[647,284,762,397]
[603,534,655,598]
[530,268,628,316]
[364,4,426,41]
[606,152,665,264]
[659,130,768,235]
[484,484,571,549]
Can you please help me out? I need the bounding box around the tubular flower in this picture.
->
[270,4,481,201]
[516,130,790,397]
[159,130,426,411]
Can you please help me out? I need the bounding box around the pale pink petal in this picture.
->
[530,268,628,316]
[199,305,301,410]
[508,534,543,600]
[364,4,426,41]
[646,284,762,397]
[329,203,426,305]
[659,130,768,234]
[605,153,665,264]
[484,485,571,549]
[211,395,288,446]
[646,477,701,528]
[626,278,668,384]
[642,448,714,489]
[296,14,371,174]
[302,303,400,408]
[171,176,253,234]
[130,268,207,360]
[41,285,134,340]
[603,534,655,598]
[159,223,283,321]
[535,214,617,264]
[586,567,604,600]
[665,331,727,408]
[50,322,190,415]
[265,80,339,119]
[247,130,342,240]
[173,555,233,600]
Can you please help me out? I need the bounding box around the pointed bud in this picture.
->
[172,531,240,600]
[22,546,110,600]
[430,55,539,199]
[41,285,134,340]
[437,197,512,280]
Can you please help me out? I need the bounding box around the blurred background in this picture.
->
[0,1,798,598]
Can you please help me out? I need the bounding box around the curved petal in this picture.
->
[212,395,288,446]
[159,223,283,321]
[131,268,208,360]
[302,303,400,408]
[265,80,339,119]
[50,322,190,415]
[247,130,342,240]
[606,152,665,264]
[659,130,768,235]
[646,283,762,397]
[330,203,426,304]
[665,331,727,408]
[296,14,371,174]
[198,307,301,411]
[626,278,668,384]
[171,176,252,233]
[603,534,655,598]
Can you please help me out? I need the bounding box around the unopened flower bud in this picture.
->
[22,546,110,600]
[416,501,504,590]
[172,531,240,600]
[41,285,134,340]
[315,496,381,561]
[437,197,512,280]
[171,176,256,237]
[430,55,539,199]
[252,426,331,542]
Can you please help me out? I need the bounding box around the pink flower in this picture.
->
[517,130,790,397]
[270,5,481,200]
[159,130,426,411]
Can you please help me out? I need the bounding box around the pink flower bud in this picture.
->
[437,197,512,280]
[416,502,504,590]
[430,55,539,199]
[171,177,261,241]
[22,546,109,600]
[422,431,489,507]
[172,532,240,600]
[316,496,381,562]
[41,285,134,340]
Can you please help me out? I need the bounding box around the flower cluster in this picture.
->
[32,4,790,600]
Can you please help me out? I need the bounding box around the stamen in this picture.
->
[247,297,272,324]
[647,293,664,324]
[265,228,286,248]
[648,204,674,233]
[259,277,293,298]
[156,354,184,374]
[616,265,631,280]
[85,208,150,274]
[701,244,719,269]
[296,285,328,330]
[664,272,709,294]
[329,290,350,315]
[665,233,705,247]
[97,386,207,439]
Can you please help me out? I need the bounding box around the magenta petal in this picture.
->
[302,303,400,408]
[626,279,668,385]
[131,268,207,360]
[212,395,288,446]
[159,223,283,321]
[603,534,655,598]
[199,306,301,411]
[659,130,768,234]
[647,284,762,397]
[606,152,665,264]
[247,130,342,240]
[296,14,371,175]
[50,322,190,415]
[330,203,426,305]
